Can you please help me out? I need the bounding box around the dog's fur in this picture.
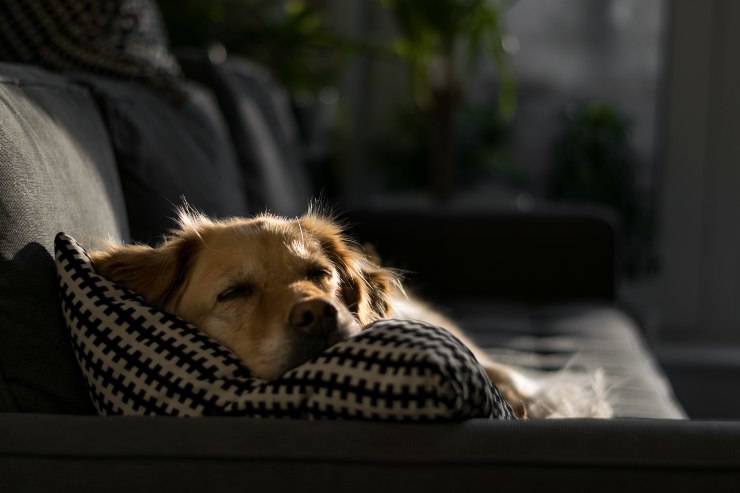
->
[91,209,611,418]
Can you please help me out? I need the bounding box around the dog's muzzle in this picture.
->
[289,298,339,337]
[288,298,359,351]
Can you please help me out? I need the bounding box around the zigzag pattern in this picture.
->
[55,233,514,421]
[0,0,181,93]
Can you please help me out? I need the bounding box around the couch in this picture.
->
[0,57,738,492]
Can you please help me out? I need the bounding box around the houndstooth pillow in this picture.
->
[0,0,181,93]
[54,233,515,420]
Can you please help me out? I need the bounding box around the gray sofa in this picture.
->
[1,60,738,492]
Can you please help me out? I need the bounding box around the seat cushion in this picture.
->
[79,74,250,244]
[0,63,129,413]
[55,233,514,421]
[446,301,686,418]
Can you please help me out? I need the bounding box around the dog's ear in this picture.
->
[300,214,398,325]
[90,234,200,310]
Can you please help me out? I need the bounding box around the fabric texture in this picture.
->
[450,301,686,418]
[348,208,617,301]
[0,63,128,413]
[0,0,182,94]
[55,233,514,420]
[4,416,740,493]
[78,74,250,244]
[178,53,311,216]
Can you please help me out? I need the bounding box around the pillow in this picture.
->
[79,75,250,245]
[55,233,515,421]
[0,0,181,93]
[177,54,311,216]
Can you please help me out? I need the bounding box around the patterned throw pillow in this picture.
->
[0,0,181,93]
[55,233,515,421]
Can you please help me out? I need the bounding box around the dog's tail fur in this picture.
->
[521,366,613,419]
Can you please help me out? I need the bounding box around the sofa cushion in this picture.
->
[55,233,514,420]
[178,54,311,216]
[0,63,129,413]
[79,75,250,244]
[448,301,686,418]
[0,0,181,92]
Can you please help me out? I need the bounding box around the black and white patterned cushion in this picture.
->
[0,0,181,93]
[54,233,515,421]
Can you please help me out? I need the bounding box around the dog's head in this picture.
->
[90,210,397,380]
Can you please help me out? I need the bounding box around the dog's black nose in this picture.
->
[289,299,338,336]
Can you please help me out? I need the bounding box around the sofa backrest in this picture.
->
[77,75,251,244]
[178,53,311,216]
[0,63,129,413]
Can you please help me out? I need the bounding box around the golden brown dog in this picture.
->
[91,210,537,416]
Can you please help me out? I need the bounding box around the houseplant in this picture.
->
[380,0,515,199]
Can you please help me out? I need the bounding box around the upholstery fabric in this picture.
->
[78,74,249,244]
[348,208,617,301]
[345,210,691,418]
[178,53,311,216]
[0,63,128,413]
[3,416,740,492]
[451,301,686,418]
[56,233,514,420]
[0,0,182,94]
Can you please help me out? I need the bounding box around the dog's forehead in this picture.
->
[239,219,321,252]
[199,219,324,266]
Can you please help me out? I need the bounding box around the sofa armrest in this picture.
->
[1,414,739,492]
[345,207,618,302]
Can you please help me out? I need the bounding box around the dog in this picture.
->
[91,209,611,418]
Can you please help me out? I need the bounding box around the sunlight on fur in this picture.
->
[91,206,615,419]
[524,368,613,419]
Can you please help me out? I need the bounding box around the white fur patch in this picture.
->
[524,367,613,419]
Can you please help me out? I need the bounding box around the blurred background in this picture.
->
[160,3,663,310]
[157,0,740,411]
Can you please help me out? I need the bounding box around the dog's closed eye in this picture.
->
[306,266,332,283]
[217,282,255,302]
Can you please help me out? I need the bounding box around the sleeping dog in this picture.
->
[91,209,611,418]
